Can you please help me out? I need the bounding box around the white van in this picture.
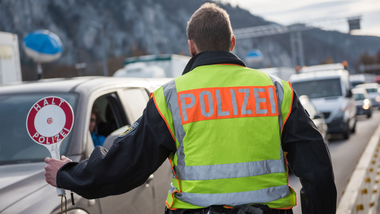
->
[290,68,357,139]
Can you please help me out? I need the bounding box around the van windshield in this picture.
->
[292,78,342,99]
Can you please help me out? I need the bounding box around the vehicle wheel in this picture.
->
[343,123,350,139]
[350,117,356,133]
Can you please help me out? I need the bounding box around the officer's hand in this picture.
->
[44,155,72,187]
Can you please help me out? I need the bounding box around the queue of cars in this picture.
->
[0,77,172,214]
[289,62,380,140]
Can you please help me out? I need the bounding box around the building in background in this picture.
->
[0,31,22,85]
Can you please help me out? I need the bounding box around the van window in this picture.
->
[292,78,342,98]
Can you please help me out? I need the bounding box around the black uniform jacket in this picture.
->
[57,51,337,214]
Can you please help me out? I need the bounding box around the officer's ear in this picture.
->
[188,40,198,57]
[230,35,236,52]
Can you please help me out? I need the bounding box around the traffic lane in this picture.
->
[289,110,380,214]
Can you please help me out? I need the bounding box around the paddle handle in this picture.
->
[57,188,66,196]
[50,143,66,196]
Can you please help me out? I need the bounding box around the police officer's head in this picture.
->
[187,3,236,56]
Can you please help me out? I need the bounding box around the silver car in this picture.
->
[352,87,373,118]
[355,83,380,109]
[299,95,329,143]
[0,77,172,214]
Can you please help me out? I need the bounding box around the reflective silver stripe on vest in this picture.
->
[170,183,290,207]
[176,159,285,180]
[266,73,286,181]
[162,80,187,168]
[267,74,284,132]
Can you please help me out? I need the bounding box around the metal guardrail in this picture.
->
[337,124,380,214]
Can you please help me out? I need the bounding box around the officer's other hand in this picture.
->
[44,155,72,187]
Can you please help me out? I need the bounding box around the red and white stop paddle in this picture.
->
[26,96,74,196]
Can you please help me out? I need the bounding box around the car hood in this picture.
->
[0,162,47,212]
[355,100,364,106]
[310,96,345,113]
[367,93,378,99]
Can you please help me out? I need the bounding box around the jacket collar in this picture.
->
[182,51,246,75]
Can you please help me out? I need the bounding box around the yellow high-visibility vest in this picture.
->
[152,64,296,210]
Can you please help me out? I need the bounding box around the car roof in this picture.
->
[352,87,367,94]
[143,78,172,90]
[0,76,161,95]
[355,83,379,89]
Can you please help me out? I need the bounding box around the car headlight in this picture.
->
[364,99,370,105]
[376,96,380,102]
[363,103,370,110]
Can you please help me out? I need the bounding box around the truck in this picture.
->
[113,54,191,78]
[0,31,22,85]
[289,62,357,139]
[257,67,296,81]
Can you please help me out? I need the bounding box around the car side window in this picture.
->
[101,89,149,150]
[92,93,128,139]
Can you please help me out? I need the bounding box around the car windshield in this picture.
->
[292,78,342,99]
[365,88,378,93]
[354,93,365,100]
[0,93,78,165]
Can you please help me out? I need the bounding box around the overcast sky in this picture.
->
[218,0,380,37]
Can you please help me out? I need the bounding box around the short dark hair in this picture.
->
[187,3,233,52]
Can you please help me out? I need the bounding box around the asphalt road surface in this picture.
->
[290,110,380,214]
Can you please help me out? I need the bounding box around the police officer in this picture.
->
[45,3,337,214]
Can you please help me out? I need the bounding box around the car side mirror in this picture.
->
[346,90,353,98]
[102,125,131,150]
[103,135,118,150]
[314,112,325,120]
